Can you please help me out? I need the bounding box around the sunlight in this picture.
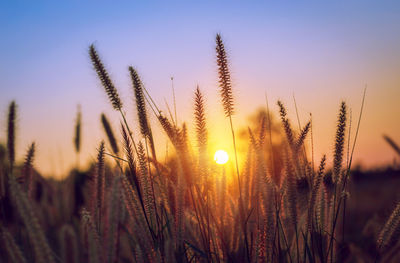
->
[214,150,229,165]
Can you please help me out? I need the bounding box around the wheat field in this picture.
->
[0,34,399,263]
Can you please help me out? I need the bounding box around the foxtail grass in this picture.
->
[383,135,400,157]
[130,66,151,139]
[277,100,295,149]
[0,37,376,263]
[130,66,160,184]
[2,228,27,263]
[89,45,122,111]
[333,102,347,184]
[59,224,79,263]
[216,34,250,259]
[91,141,105,232]
[194,86,209,191]
[81,209,101,263]
[104,176,122,263]
[89,44,139,163]
[216,34,234,118]
[74,105,81,154]
[7,101,16,168]
[74,105,82,169]
[101,113,119,155]
[21,142,35,195]
[8,171,55,263]
[215,34,241,189]
[307,155,326,232]
[378,201,400,250]
[194,86,207,156]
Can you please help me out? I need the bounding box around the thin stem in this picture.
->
[228,115,241,199]
[105,152,128,162]
[119,109,139,155]
[310,113,315,177]
[228,115,250,261]
[326,87,366,261]
[293,93,308,162]
[171,76,178,126]
[265,92,276,179]
[342,110,352,244]
[144,139,161,239]
[295,224,300,263]
[278,213,293,263]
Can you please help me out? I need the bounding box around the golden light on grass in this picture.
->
[214,149,229,165]
[1,31,380,263]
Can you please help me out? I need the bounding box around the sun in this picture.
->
[214,150,229,165]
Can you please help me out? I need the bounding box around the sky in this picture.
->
[1,1,400,177]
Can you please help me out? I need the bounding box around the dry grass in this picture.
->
[1,34,399,263]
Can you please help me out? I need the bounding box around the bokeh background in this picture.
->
[1,1,400,177]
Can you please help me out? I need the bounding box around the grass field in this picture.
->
[1,34,400,263]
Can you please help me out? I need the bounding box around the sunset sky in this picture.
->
[1,1,400,177]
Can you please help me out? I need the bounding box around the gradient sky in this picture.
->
[1,1,400,177]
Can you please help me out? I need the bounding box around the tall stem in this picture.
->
[229,115,241,199]
[228,115,250,261]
